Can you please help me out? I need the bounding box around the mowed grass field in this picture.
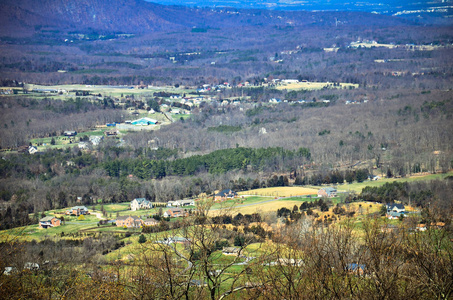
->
[26,84,197,98]
[224,200,312,215]
[239,186,318,197]
[211,187,320,215]
[275,81,359,91]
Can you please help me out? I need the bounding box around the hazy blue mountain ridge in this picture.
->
[0,0,417,37]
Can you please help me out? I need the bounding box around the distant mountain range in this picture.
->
[147,0,452,15]
[0,0,444,37]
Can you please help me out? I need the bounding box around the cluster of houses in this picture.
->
[38,206,89,229]
[115,210,189,228]
[118,192,241,228]
[114,198,194,228]
[197,82,231,93]
[345,99,368,105]
[131,198,195,210]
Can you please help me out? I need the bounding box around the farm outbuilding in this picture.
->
[131,117,158,126]
[63,131,77,136]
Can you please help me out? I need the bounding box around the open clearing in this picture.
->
[26,84,196,97]
[275,81,358,91]
[228,200,311,215]
[350,42,397,49]
[334,172,452,193]
[211,196,320,216]
[239,186,318,197]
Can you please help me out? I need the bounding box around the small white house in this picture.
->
[28,146,38,154]
[386,204,406,219]
[386,204,405,214]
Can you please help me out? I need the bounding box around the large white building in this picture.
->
[167,200,195,207]
[130,198,152,211]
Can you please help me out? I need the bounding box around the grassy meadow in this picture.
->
[275,81,359,91]
[239,186,318,197]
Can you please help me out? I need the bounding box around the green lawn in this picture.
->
[94,203,131,212]
[79,129,109,136]
[211,196,272,210]
[30,131,104,151]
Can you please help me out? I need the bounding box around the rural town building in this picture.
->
[131,117,158,126]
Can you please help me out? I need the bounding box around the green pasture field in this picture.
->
[330,171,453,193]
[78,129,109,136]
[31,135,77,146]
[25,84,197,98]
[274,81,359,91]
[0,218,99,241]
[219,200,316,215]
[239,186,319,197]
[211,196,272,210]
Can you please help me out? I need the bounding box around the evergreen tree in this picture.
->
[138,234,147,244]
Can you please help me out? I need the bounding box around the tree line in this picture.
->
[104,146,311,179]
